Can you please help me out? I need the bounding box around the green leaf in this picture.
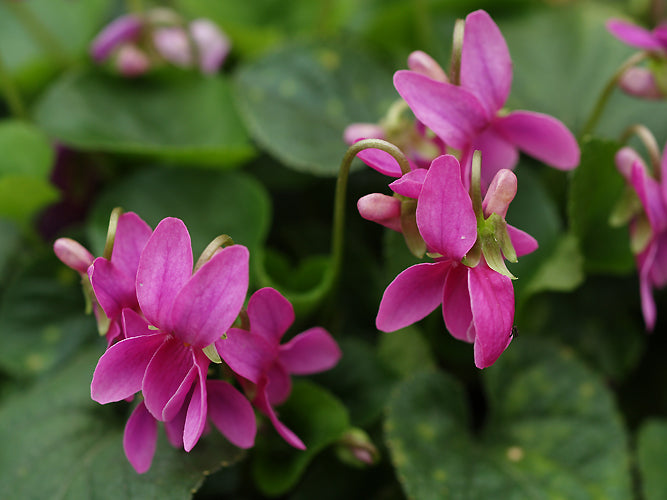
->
[252,380,350,496]
[377,325,437,379]
[0,347,243,499]
[33,71,255,167]
[0,254,93,378]
[637,419,667,500]
[87,167,270,281]
[569,138,634,274]
[0,120,58,223]
[235,42,396,176]
[385,339,631,499]
[0,218,22,281]
[522,232,584,297]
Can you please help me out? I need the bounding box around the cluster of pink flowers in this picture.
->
[346,10,580,367]
[54,213,341,473]
[90,8,230,77]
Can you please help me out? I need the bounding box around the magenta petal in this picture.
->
[142,337,194,420]
[630,160,667,232]
[88,258,137,320]
[394,70,488,149]
[662,147,667,201]
[123,401,157,474]
[649,232,667,287]
[416,155,477,259]
[265,361,292,406]
[53,238,93,274]
[460,10,512,117]
[137,218,193,330]
[183,364,208,452]
[279,327,342,375]
[357,147,417,177]
[389,169,427,198]
[164,402,188,449]
[91,333,166,403]
[494,111,580,170]
[122,308,153,338]
[638,243,657,330]
[162,364,197,422]
[207,379,257,449]
[255,382,305,450]
[615,146,644,181]
[357,193,402,232]
[470,128,520,187]
[468,264,515,369]
[90,14,143,62]
[246,287,294,344]
[111,212,152,280]
[442,264,474,342]
[171,245,249,348]
[606,19,663,51]
[507,225,538,257]
[217,327,275,384]
[376,261,450,332]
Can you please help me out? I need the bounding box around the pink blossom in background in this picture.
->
[218,287,342,448]
[394,9,579,188]
[606,18,667,52]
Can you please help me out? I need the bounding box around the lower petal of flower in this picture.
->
[207,379,257,449]
[123,401,157,474]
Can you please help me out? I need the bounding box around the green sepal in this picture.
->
[461,239,481,268]
[630,213,652,254]
[609,188,641,227]
[479,216,516,280]
[203,343,222,364]
[649,56,667,96]
[335,428,380,468]
[399,198,426,258]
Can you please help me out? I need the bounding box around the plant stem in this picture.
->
[580,51,649,139]
[0,49,27,120]
[620,123,662,179]
[5,0,71,67]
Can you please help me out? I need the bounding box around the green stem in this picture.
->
[620,123,662,179]
[256,139,410,313]
[580,51,649,138]
[5,0,71,67]
[0,49,27,119]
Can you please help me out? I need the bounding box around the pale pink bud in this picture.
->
[90,14,143,62]
[482,169,517,219]
[343,123,386,145]
[189,19,231,74]
[115,44,151,77]
[615,146,645,181]
[53,238,94,274]
[152,27,194,68]
[407,50,449,83]
[357,193,402,232]
[619,67,664,99]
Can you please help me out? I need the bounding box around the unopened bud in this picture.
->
[153,27,194,68]
[90,14,143,62]
[343,123,386,145]
[407,50,449,82]
[615,146,644,180]
[54,238,94,274]
[190,19,231,74]
[482,169,517,219]
[357,193,402,232]
[336,429,379,468]
[115,44,151,77]
[619,67,663,99]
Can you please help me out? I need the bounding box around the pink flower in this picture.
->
[607,18,667,52]
[91,218,254,460]
[217,287,342,449]
[615,146,667,329]
[375,155,536,368]
[393,10,579,187]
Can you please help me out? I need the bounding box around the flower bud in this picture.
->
[189,19,231,74]
[482,169,517,219]
[115,44,151,77]
[407,50,449,82]
[90,14,143,62]
[53,238,94,274]
[357,193,401,232]
[343,123,386,145]
[335,429,379,468]
[152,26,194,68]
[619,67,664,99]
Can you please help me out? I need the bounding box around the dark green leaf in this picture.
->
[235,42,396,176]
[252,380,350,496]
[0,347,243,499]
[637,419,667,500]
[34,71,254,167]
[385,339,631,499]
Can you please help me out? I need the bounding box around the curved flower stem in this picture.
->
[256,139,410,314]
[5,0,71,67]
[0,49,27,120]
[620,123,662,179]
[580,51,649,139]
[194,234,234,272]
[103,207,123,260]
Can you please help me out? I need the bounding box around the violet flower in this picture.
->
[375,154,537,368]
[393,9,579,187]
[614,145,667,329]
[217,287,342,449]
[91,217,253,455]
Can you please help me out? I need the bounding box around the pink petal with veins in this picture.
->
[279,327,342,375]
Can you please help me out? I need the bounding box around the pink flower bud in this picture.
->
[343,123,386,145]
[482,169,517,219]
[619,67,664,99]
[189,19,231,74]
[53,238,94,274]
[407,50,449,82]
[115,44,151,77]
[615,146,645,181]
[90,14,143,62]
[357,193,402,232]
[152,27,194,68]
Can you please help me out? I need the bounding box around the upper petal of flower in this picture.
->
[407,50,449,82]
[357,146,416,177]
[467,129,519,188]
[279,327,342,375]
[468,264,515,369]
[123,401,157,474]
[137,217,193,331]
[389,168,427,199]
[630,159,667,232]
[265,361,292,406]
[460,10,512,117]
[416,155,477,259]
[507,225,538,257]
[246,287,295,345]
[90,14,143,62]
[171,244,249,348]
[217,327,275,384]
[394,70,488,149]
[111,212,152,281]
[376,261,451,332]
[207,379,257,449]
[606,19,664,51]
[88,257,137,320]
[494,111,580,170]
